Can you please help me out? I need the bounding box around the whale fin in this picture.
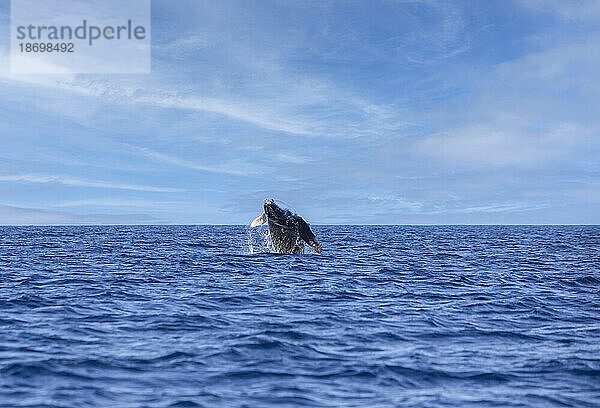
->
[297,217,322,254]
[250,213,267,227]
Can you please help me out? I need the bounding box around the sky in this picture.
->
[1,0,599,225]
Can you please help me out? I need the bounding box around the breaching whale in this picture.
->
[250,199,322,254]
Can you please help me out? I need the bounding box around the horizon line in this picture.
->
[1,223,599,227]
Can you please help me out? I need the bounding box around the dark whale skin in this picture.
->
[264,200,322,254]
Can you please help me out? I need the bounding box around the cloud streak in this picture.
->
[0,174,183,192]
[129,146,262,176]
[515,0,600,22]
[53,199,187,210]
[0,204,160,225]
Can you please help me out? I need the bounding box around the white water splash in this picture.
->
[246,226,274,254]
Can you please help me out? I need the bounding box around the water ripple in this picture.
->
[1,225,599,407]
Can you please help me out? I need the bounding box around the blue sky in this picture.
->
[1,0,599,224]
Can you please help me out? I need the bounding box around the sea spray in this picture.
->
[246,225,273,254]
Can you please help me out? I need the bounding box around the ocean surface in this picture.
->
[1,225,599,408]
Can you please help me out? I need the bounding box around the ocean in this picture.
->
[1,225,599,407]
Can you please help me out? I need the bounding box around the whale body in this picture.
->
[251,199,322,254]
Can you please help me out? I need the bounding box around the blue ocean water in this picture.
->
[1,225,599,408]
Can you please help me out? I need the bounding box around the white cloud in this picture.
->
[54,199,186,209]
[0,35,410,140]
[412,120,589,168]
[515,0,600,22]
[495,42,600,91]
[0,174,183,192]
[394,0,472,64]
[367,195,424,211]
[0,59,317,135]
[0,70,342,137]
[0,204,159,225]
[456,202,548,213]
[154,34,210,53]
[129,146,262,176]
[274,153,313,164]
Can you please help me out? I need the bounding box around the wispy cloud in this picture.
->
[412,120,589,168]
[515,0,600,22]
[0,60,362,138]
[366,195,424,211]
[0,174,183,192]
[494,41,600,93]
[0,68,315,136]
[129,146,262,176]
[0,38,410,141]
[392,0,472,64]
[0,204,160,225]
[54,199,187,210]
[456,202,548,214]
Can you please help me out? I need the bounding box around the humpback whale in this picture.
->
[251,199,322,254]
